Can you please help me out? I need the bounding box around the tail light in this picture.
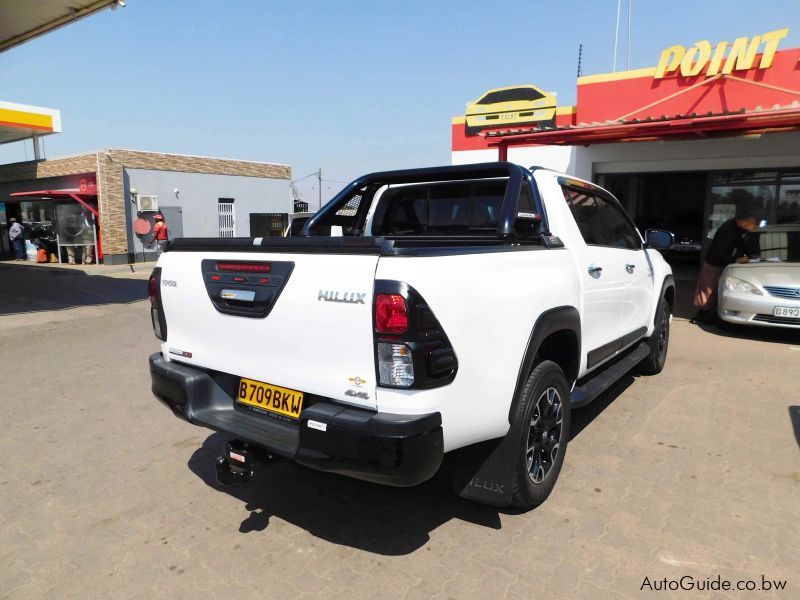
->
[149,267,167,341]
[377,343,415,387]
[373,282,457,389]
[375,294,408,333]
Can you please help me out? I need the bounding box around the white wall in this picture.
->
[451,149,499,165]
[123,168,291,254]
[507,145,576,173]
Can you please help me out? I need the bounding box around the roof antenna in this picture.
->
[577,43,584,77]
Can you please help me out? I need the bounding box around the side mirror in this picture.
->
[645,228,674,250]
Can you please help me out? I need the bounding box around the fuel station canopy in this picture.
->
[0,0,122,53]
[0,100,61,145]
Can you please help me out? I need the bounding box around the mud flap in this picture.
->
[452,434,516,507]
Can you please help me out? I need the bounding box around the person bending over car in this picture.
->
[692,211,759,325]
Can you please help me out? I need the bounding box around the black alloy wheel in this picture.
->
[527,386,563,484]
[510,360,571,510]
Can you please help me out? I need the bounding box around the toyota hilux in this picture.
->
[148,162,675,509]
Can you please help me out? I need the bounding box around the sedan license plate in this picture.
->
[237,377,304,419]
[774,306,800,319]
[500,112,517,120]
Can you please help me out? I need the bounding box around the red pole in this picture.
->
[498,142,508,161]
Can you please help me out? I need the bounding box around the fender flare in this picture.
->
[507,305,581,424]
[455,305,581,507]
[655,274,676,324]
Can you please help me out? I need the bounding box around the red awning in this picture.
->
[481,105,800,147]
[9,188,99,217]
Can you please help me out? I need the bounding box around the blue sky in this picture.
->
[1,0,798,203]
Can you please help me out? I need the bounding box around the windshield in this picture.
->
[754,229,800,262]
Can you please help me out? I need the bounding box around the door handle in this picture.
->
[588,264,603,278]
[625,263,636,274]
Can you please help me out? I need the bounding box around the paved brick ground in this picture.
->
[1,267,798,598]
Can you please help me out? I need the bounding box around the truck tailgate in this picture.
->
[156,251,379,410]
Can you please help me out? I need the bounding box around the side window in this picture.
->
[596,198,641,249]
[562,186,641,249]
[562,187,606,245]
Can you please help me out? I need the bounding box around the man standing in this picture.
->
[8,218,25,260]
[692,211,759,324]
[153,213,169,255]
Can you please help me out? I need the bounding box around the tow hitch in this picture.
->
[215,440,271,486]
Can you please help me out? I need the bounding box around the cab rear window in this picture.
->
[372,180,507,236]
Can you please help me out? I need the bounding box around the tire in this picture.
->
[637,297,671,375]
[510,360,572,510]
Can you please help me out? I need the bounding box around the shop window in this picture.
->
[777,173,800,225]
[708,171,776,237]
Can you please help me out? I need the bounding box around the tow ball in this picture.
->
[215,440,271,486]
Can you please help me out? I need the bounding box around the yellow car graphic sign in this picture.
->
[465,84,557,134]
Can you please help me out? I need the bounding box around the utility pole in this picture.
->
[627,0,632,70]
[577,43,583,78]
[317,167,322,209]
[612,0,621,71]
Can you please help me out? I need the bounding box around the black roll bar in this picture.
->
[300,162,546,239]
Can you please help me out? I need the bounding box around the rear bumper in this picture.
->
[149,353,443,487]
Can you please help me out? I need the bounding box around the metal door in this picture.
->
[159,206,183,239]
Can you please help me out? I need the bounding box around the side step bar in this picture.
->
[571,341,650,409]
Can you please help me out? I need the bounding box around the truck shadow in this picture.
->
[186,374,636,555]
[188,432,504,555]
[570,375,635,441]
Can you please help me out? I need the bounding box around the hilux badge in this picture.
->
[318,290,366,304]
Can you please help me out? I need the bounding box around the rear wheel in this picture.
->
[510,361,571,510]
[637,297,670,375]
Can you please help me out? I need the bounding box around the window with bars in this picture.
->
[218,198,235,237]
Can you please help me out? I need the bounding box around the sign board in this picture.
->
[654,28,789,79]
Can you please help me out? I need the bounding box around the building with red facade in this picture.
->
[452,29,800,250]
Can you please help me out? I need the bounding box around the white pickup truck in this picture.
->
[149,163,675,510]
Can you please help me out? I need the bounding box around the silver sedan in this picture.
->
[718,226,800,329]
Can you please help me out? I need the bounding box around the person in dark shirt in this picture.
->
[692,211,759,324]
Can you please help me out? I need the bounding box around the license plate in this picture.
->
[237,377,304,419]
[774,306,800,319]
[500,113,516,120]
